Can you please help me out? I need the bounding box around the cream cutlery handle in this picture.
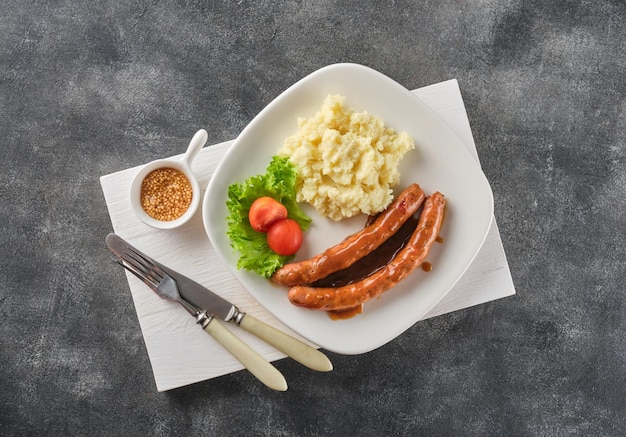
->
[239,314,333,372]
[204,318,287,391]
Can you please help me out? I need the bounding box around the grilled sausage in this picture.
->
[272,183,426,287]
[288,192,445,311]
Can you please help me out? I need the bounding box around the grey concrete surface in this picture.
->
[1,1,625,436]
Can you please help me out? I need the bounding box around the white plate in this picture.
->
[203,63,493,355]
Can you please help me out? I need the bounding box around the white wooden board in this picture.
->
[100,79,516,391]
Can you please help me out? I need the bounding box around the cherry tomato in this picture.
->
[248,197,288,232]
[267,219,303,256]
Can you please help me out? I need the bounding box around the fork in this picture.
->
[117,245,288,391]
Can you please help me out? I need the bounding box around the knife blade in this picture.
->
[106,233,288,391]
[159,264,333,372]
[107,233,332,372]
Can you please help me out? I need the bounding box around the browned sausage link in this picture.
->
[272,183,426,287]
[288,192,445,311]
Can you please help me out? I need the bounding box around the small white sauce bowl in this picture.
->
[130,129,208,230]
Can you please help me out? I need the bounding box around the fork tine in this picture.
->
[121,251,159,283]
[122,248,164,284]
[127,247,166,276]
[116,260,160,291]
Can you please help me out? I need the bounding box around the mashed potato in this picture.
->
[279,94,415,221]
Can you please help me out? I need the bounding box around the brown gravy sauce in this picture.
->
[312,211,420,288]
[315,203,444,320]
[328,305,363,320]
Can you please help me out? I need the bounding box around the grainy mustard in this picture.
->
[140,167,192,221]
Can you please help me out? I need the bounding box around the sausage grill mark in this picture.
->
[287,192,446,311]
[272,183,426,287]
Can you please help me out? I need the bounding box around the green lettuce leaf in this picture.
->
[226,155,311,278]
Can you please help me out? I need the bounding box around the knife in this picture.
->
[163,263,333,372]
[107,233,287,390]
[106,233,332,373]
